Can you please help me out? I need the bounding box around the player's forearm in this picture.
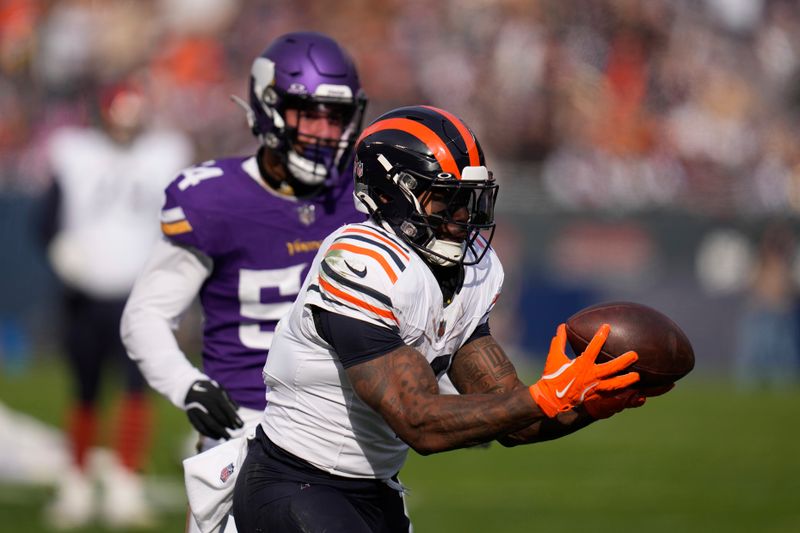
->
[399,387,546,454]
[497,406,595,447]
[121,303,205,407]
[453,373,596,446]
[347,345,548,455]
[447,334,599,446]
[120,238,211,407]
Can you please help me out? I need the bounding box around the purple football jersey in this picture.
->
[161,156,364,409]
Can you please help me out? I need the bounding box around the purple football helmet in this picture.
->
[245,32,367,188]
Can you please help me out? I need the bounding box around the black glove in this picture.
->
[184,379,244,440]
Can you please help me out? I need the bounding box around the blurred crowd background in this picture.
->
[1,0,799,529]
[2,0,800,389]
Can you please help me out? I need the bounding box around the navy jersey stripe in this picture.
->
[312,285,401,334]
[320,260,393,307]
[353,224,412,255]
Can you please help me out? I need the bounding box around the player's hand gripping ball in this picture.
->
[565,302,695,388]
[529,324,640,418]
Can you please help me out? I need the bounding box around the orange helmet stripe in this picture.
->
[420,105,480,167]
[357,117,461,178]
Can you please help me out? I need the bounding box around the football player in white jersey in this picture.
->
[232,105,648,532]
[41,79,193,529]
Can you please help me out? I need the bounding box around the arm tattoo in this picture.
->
[449,336,522,395]
[345,344,540,454]
[449,335,597,447]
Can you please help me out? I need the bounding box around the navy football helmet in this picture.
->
[353,105,498,266]
[238,32,367,188]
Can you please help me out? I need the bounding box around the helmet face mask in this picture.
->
[245,32,367,189]
[354,106,498,266]
[393,169,498,266]
[282,99,361,186]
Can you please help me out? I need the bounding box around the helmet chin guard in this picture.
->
[419,237,465,266]
[286,147,333,187]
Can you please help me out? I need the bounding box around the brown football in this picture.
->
[565,301,695,388]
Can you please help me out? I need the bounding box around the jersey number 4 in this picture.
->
[238,264,307,350]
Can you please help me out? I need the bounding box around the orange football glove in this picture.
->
[529,323,640,418]
[584,383,675,420]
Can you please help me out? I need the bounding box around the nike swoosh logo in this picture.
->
[555,378,576,399]
[191,383,207,393]
[345,261,367,278]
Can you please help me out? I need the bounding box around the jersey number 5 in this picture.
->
[238,264,307,350]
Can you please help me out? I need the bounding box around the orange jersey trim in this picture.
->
[342,228,410,262]
[161,220,193,236]
[420,105,480,167]
[329,242,399,284]
[357,117,461,178]
[318,277,398,323]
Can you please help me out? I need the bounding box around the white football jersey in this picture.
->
[47,126,192,298]
[262,219,504,479]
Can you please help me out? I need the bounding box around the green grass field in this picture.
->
[1,356,799,532]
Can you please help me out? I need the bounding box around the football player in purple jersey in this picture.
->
[121,31,367,532]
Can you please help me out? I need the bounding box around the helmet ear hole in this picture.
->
[398,173,417,191]
[400,221,418,238]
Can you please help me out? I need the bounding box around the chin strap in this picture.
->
[354,186,377,215]
[421,238,464,266]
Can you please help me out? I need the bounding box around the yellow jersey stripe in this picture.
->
[161,220,193,236]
